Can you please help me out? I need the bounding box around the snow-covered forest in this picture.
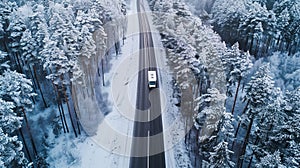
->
[148,0,300,167]
[0,0,126,167]
[0,0,300,167]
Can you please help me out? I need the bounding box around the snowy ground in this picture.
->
[46,0,191,167]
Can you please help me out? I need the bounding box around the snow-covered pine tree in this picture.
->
[269,87,300,166]
[275,7,290,51]
[238,63,275,167]
[0,128,31,168]
[0,69,33,167]
[247,87,286,167]
[0,17,3,39]
[45,2,93,137]
[74,10,97,84]
[209,111,235,168]
[194,88,226,158]
[255,150,286,168]
[0,50,10,73]
[6,9,26,72]
[0,1,16,43]
[284,140,300,167]
[209,141,235,168]
[0,69,37,156]
[0,99,22,134]
[257,87,285,143]
[0,70,36,113]
[20,16,49,107]
[222,42,253,115]
[47,3,81,83]
[273,0,300,54]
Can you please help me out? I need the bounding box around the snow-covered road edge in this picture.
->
[142,0,193,167]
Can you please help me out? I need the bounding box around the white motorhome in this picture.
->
[148,71,157,88]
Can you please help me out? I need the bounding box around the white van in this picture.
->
[148,71,157,88]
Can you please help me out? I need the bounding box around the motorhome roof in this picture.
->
[148,71,157,81]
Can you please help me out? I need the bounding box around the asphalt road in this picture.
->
[129,0,166,167]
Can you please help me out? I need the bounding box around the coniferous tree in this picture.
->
[6,9,26,72]
[0,99,22,134]
[255,150,286,168]
[209,111,235,168]
[209,141,235,168]
[238,63,275,167]
[0,128,31,167]
[222,42,253,114]
[195,88,226,158]
[0,69,37,156]
[269,87,300,166]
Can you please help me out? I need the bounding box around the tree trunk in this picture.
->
[70,85,81,135]
[19,129,32,162]
[264,35,272,55]
[238,117,254,168]
[59,100,69,133]
[62,84,78,138]
[286,42,290,53]
[195,79,200,97]
[288,41,294,55]
[184,122,187,145]
[58,102,66,133]
[33,65,48,108]
[231,78,241,115]
[26,64,38,93]
[247,136,259,168]
[199,79,203,96]
[101,59,105,86]
[232,100,250,147]
[21,107,38,156]
[53,82,69,133]
[97,66,101,77]
[241,33,249,50]
[249,36,254,55]
[75,108,81,135]
[254,38,260,57]
[14,52,23,73]
[276,35,281,50]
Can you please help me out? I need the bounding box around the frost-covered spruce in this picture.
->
[238,63,276,166]
[0,99,22,134]
[255,151,286,168]
[0,128,32,168]
[208,111,235,168]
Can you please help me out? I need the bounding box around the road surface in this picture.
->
[129,0,166,167]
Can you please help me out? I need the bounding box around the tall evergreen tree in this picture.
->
[222,42,253,114]
[195,88,226,158]
[209,111,235,168]
[0,99,22,134]
[238,63,275,167]
[269,87,300,166]
[0,128,31,167]
[0,69,37,156]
